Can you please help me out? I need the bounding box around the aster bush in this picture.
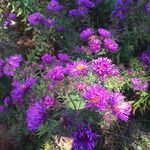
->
[0,0,150,150]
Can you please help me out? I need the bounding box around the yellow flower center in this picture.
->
[9,61,14,66]
[48,20,51,24]
[91,96,99,103]
[76,64,85,71]
[34,16,37,20]
[13,56,18,60]
[21,84,26,90]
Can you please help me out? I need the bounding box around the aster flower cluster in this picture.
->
[82,84,131,122]
[79,27,119,53]
[11,76,36,101]
[69,0,103,17]
[112,0,132,20]
[131,78,149,91]
[28,12,55,28]
[3,12,16,27]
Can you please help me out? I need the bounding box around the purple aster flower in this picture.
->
[146,2,150,13]
[72,124,99,150]
[83,84,110,110]
[141,50,150,64]
[43,18,55,27]
[98,28,111,38]
[47,0,63,11]
[114,0,124,9]
[127,68,134,76]
[3,20,10,27]
[4,96,11,106]
[42,95,55,108]
[26,101,46,132]
[111,92,131,122]
[94,0,103,4]
[80,28,94,40]
[69,9,78,17]
[0,58,4,77]
[28,12,43,25]
[57,25,65,32]
[3,54,22,76]
[0,105,4,113]
[58,53,70,61]
[66,60,89,77]
[60,115,73,127]
[87,1,95,8]
[112,8,126,20]
[47,65,64,80]
[104,38,119,52]
[75,46,87,53]
[41,53,56,63]
[78,0,90,6]
[93,57,119,78]
[7,12,16,20]
[131,78,149,91]
[11,76,36,101]
[78,6,88,16]
[88,38,102,53]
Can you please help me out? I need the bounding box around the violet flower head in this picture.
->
[43,95,55,108]
[98,28,111,38]
[88,38,102,53]
[80,28,94,40]
[47,65,64,80]
[3,20,10,27]
[0,58,4,77]
[57,25,65,32]
[146,2,150,13]
[4,96,11,106]
[112,8,126,20]
[69,9,78,17]
[93,57,119,78]
[141,50,150,64]
[66,60,89,77]
[60,115,73,127]
[43,18,55,27]
[131,78,149,91]
[72,124,99,150]
[0,105,4,113]
[78,0,90,6]
[7,12,16,20]
[11,76,36,101]
[87,1,95,8]
[83,84,110,110]
[3,54,22,76]
[41,53,56,63]
[47,0,63,11]
[26,101,46,132]
[78,6,88,16]
[58,53,70,61]
[28,12,43,25]
[104,38,119,52]
[111,92,131,122]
